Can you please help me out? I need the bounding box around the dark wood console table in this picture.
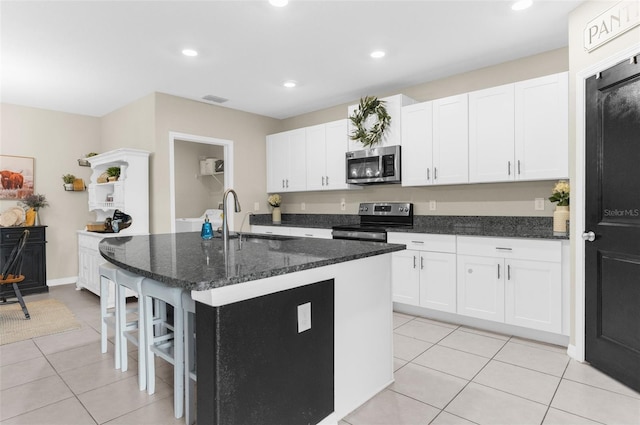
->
[0,225,48,298]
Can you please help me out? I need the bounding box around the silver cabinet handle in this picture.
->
[411,240,425,244]
[326,176,329,185]
[420,256,424,270]
[507,264,511,280]
[497,263,501,279]
[322,176,325,186]
[426,168,430,181]
[282,179,285,189]
[413,255,417,269]
[286,179,289,188]
[305,234,313,237]
[434,167,438,180]
[517,160,521,175]
[508,161,511,176]
[496,247,513,251]
[582,231,596,242]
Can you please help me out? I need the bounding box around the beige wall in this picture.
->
[0,104,101,281]
[278,48,570,217]
[566,2,640,346]
[152,93,281,234]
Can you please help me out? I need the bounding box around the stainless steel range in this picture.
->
[332,202,413,242]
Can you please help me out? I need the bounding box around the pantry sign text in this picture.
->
[584,0,639,52]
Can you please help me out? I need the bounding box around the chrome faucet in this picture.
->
[222,188,241,245]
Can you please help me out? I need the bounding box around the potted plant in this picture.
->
[549,180,570,233]
[18,193,49,226]
[268,193,282,224]
[62,174,76,190]
[78,152,99,167]
[106,166,121,182]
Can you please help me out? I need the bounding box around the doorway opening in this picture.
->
[169,132,234,233]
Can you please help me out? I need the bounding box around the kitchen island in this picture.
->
[99,232,405,425]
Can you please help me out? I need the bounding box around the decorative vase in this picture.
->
[34,208,41,226]
[553,205,569,233]
[272,207,281,224]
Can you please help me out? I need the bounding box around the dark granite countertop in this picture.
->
[99,232,405,291]
[250,214,569,240]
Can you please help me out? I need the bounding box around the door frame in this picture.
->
[168,131,234,233]
[571,43,640,362]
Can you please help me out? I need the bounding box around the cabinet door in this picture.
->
[433,94,469,185]
[420,252,456,313]
[305,124,327,191]
[505,259,562,333]
[401,102,433,186]
[515,72,569,180]
[324,120,349,190]
[469,84,515,183]
[457,255,505,322]
[287,129,307,192]
[392,250,420,306]
[266,133,288,193]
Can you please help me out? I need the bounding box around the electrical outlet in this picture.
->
[429,200,437,211]
[301,202,306,211]
[297,302,311,333]
[535,198,545,211]
[340,199,346,211]
[254,202,260,211]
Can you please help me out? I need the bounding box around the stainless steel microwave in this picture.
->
[346,145,401,185]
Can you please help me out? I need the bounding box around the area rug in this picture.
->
[0,299,81,345]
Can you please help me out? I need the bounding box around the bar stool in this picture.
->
[115,268,146,391]
[98,262,120,369]
[141,278,185,419]
[182,290,197,425]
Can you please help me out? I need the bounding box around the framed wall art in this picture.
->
[0,155,34,200]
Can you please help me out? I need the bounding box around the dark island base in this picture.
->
[196,279,335,425]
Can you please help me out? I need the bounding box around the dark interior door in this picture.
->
[585,55,640,393]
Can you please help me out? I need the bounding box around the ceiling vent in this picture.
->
[202,95,229,104]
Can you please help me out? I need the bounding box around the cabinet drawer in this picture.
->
[289,227,332,239]
[387,232,456,253]
[1,226,45,244]
[78,233,102,250]
[250,225,292,236]
[457,236,561,262]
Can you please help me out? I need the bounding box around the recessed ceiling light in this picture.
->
[283,80,297,88]
[182,49,198,57]
[269,0,288,7]
[370,50,386,59]
[511,0,533,11]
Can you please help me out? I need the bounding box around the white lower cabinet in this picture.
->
[388,233,457,312]
[456,236,562,334]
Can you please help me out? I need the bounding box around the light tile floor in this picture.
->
[1,285,639,424]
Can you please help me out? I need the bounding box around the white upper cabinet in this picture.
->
[432,94,469,185]
[514,72,569,180]
[266,128,306,193]
[306,119,351,191]
[469,84,515,183]
[401,102,434,186]
[402,95,470,187]
[469,72,569,183]
[347,94,416,151]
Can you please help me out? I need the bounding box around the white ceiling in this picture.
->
[1,0,583,119]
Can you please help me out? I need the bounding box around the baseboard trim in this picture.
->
[47,277,77,287]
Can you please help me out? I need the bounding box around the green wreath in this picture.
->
[349,96,391,148]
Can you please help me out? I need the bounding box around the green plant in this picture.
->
[106,167,121,178]
[19,193,49,210]
[62,174,76,184]
[86,152,98,157]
